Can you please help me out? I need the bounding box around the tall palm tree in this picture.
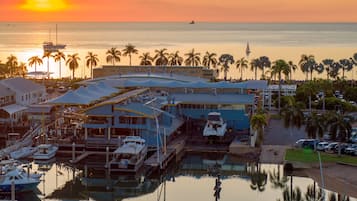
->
[6,55,18,77]
[154,48,169,66]
[168,51,183,66]
[218,54,234,81]
[271,59,291,112]
[250,58,260,80]
[184,49,201,66]
[42,51,52,78]
[305,112,325,146]
[54,51,65,79]
[322,59,334,80]
[139,52,153,66]
[106,47,121,66]
[122,43,138,66]
[328,112,352,156]
[28,56,43,73]
[85,52,99,79]
[250,113,267,146]
[236,57,249,81]
[202,52,218,69]
[66,53,80,79]
[299,54,314,80]
[287,61,297,81]
[258,56,271,80]
[280,99,304,136]
[339,59,353,80]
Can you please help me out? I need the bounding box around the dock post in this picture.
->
[72,142,76,162]
[105,146,109,168]
[11,180,15,201]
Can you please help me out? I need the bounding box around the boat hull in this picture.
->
[0,181,40,193]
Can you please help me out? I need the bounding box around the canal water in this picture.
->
[3,153,356,201]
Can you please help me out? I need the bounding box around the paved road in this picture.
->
[263,118,307,146]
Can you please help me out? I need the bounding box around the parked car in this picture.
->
[295,139,317,149]
[317,142,329,151]
[334,143,349,154]
[345,144,357,155]
[325,142,338,153]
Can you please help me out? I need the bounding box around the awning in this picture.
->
[1,104,28,115]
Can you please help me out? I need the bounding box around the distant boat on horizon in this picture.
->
[43,24,66,53]
[189,20,195,24]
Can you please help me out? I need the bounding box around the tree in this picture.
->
[168,51,183,66]
[218,54,234,80]
[42,51,52,78]
[249,163,268,192]
[271,59,291,112]
[250,113,267,146]
[305,112,324,145]
[287,61,297,81]
[258,56,271,80]
[322,59,334,80]
[279,187,304,201]
[154,48,169,66]
[106,47,121,66]
[202,52,218,69]
[339,59,353,80]
[236,57,248,81]
[299,54,314,80]
[184,48,201,66]
[328,112,352,156]
[54,51,65,79]
[85,52,99,79]
[305,184,323,201]
[280,98,304,136]
[17,62,27,77]
[122,43,138,66]
[66,53,80,79]
[139,52,153,66]
[269,168,288,189]
[298,81,317,112]
[6,55,18,77]
[250,58,260,80]
[28,56,43,73]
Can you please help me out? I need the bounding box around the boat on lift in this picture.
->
[33,144,58,160]
[203,112,227,137]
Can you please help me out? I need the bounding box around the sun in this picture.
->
[20,0,69,12]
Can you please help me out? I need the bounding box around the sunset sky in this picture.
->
[1,0,357,22]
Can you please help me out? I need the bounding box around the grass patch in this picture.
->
[285,148,357,165]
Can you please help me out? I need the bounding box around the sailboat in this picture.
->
[43,24,66,53]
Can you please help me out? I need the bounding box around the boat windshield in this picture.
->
[208,115,220,121]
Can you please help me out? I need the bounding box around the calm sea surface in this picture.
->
[4,153,356,201]
[0,22,356,79]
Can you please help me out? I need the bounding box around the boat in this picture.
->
[203,112,227,137]
[32,144,58,160]
[43,24,66,53]
[109,136,147,172]
[189,20,195,24]
[0,166,41,193]
[10,146,38,160]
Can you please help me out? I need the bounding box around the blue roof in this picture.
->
[170,93,255,104]
[47,90,92,105]
[115,102,159,117]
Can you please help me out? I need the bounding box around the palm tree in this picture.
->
[6,55,18,77]
[322,59,334,80]
[202,52,218,69]
[250,58,260,80]
[278,187,304,201]
[258,56,271,80]
[249,164,268,192]
[85,52,99,79]
[299,54,314,80]
[305,112,325,148]
[122,43,138,66]
[42,51,52,78]
[269,168,288,189]
[271,59,291,112]
[299,81,316,112]
[168,51,183,66]
[154,48,169,66]
[106,47,121,66]
[305,184,323,201]
[328,112,352,156]
[250,113,267,146]
[66,53,80,79]
[339,59,353,80]
[218,54,234,81]
[287,61,297,81]
[17,62,27,77]
[28,56,43,73]
[139,52,153,66]
[54,51,65,79]
[280,99,304,136]
[236,57,249,81]
[184,49,201,66]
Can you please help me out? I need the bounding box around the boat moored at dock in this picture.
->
[109,136,147,173]
[33,144,58,160]
[203,112,227,137]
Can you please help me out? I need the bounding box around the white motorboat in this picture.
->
[109,136,147,172]
[10,146,38,160]
[203,112,227,137]
[0,166,41,192]
[33,144,58,160]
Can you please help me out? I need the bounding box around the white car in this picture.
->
[325,142,338,153]
[317,142,329,151]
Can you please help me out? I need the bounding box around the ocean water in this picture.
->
[0,22,356,79]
